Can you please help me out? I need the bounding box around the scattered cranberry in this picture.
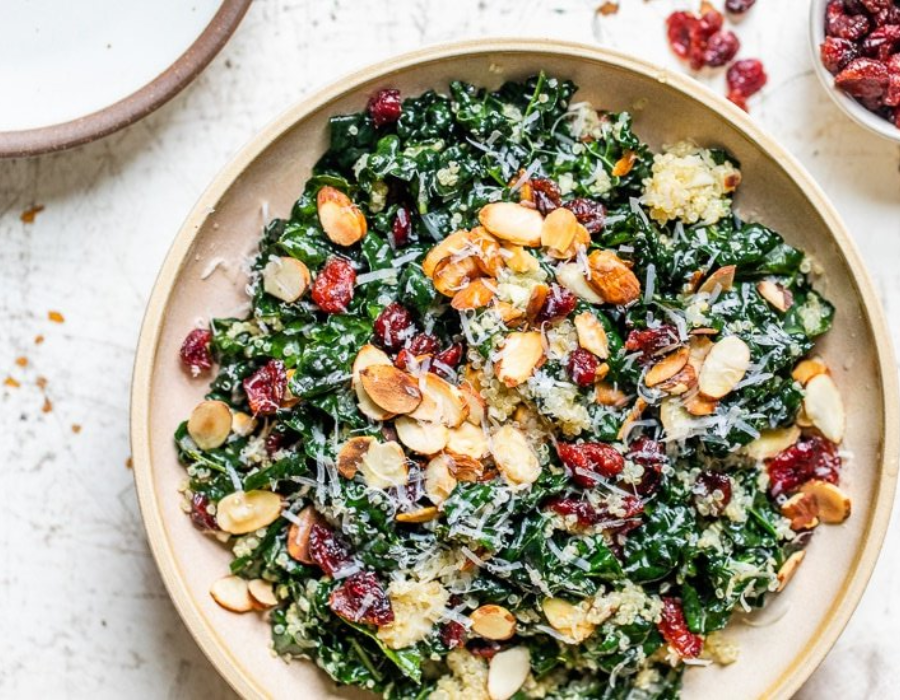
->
[408,333,440,356]
[557,441,625,486]
[179,328,213,376]
[627,436,667,496]
[562,198,606,234]
[374,302,416,351]
[311,257,356,314]
[666,6,730,71]
[568,348,600,387]
[667,11,698,60]
[725,0,756,14]
[658,598,704,658]
[530,177,562,215]
[537,284,577,323]
[726,58,768,110]
[625,325,680,364]
[329,571,394,626]
[821,37,860,74]
[467,639,502,660]
[308,522,355,577]
[704,31,741,68]
[440,621,466,650]
[767,435,842,497]
[190,492,218,531]
[367,88,402,128]
[243,359,287,416]
[546,496,602,526]
[835,57,890,99]
[692,471,734,516]
[392,205,413,248]
[433,343,465,377]
[265,431,286,456]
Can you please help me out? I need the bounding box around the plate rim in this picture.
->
[130,38,900,700]
[0,0,251,159]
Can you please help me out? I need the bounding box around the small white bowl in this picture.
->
[809,0,900,143]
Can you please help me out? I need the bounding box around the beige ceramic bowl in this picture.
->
[132,40,899,700]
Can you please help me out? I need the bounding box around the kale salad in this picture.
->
[175,74,850,700]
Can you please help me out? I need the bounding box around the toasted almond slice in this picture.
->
[688,335,714,372]
[409,373,469,427]
[286,506,320,564]
[524,283,550,324]
[433,255,483,297]
[611,149,637,177]
[488,647,531,700]
[470,604,517,640]
[282,368,301,409]
[502,244,540,273]
[451,278,496,310]
[660,397,693,441]
[491,300,526,327]
[803,373,845,443]
[698,336,751,399]
[262,256,311,303]
[595,381,629,407]
[547,223,590,261]
[359,440,409,489]
[757,280,794,312]
[800,480,851,523]
[743,425,801,462]
[423,229,473,278]
[395,416,450,455]
[690,327,719,336]
[337,435,376,478]
[317,186,367,246]
[360,365,422,415]
[586,250,641,305]
[540,207,579,252]
[470,227,506,277]
[396,506,440,523]
[684,393,718,416]
[697,265,736,295]
[618,397,648,441]
[595,362,611,382]
[447,451,488,482]
[542,598,595,643]
[495,331,544,387]
[781,492,820,531]
[352,344,395,421]
[424,454,458,505]
[460,383,486,426]
[231,410,257,438]
[188,400,232,451]
[796,405,814,427]
[776,551,805,592]
[492,425,540,487]
[792,357,829,386]
[555,262,605,304]
[645,347,690,387]
[573,312,609,359]
[210,575,254,613]
[479,202,544,246]
[248,579,278,609]
[447,421,490,460]
[656,363,697,395]
[216,490,283,535]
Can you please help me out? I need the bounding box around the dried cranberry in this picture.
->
[557,441,625,486]
[562,198,606,234]
[434,343,465,377]
[311,257,356,314]
[627,436,668,495]
[843,0,867,13]
[329,571,394,626]
[821,37,860,74]
[727,59,769,98]
[835,57,890,99]
[667,11,700,59]
[440,621,466,650]
[308,522,355,577]
[826,0,871,40]
[179,328,213,376]
[367,88,402,128]
[873,5,900,26]
[190,492,218,531]
[625,325,680,363]
[537,284,577,323]
[692,471,733,516]
[658,598,703,658]
[767,435,842,497]
[392,205,413,248]
[546,496,601,526]
[860,0,891,14]
[699,8,724,36]
[408,333,440,355]
[374,302,416,351]
[885,70,900,107]
[568,348,599,387]
[725,0,756,14]
[704,31,741,68]
[265,431,286,455]
[861,25,900,60]
[530,178,562,215]
[467,639,502,660]
[243,359,287,416]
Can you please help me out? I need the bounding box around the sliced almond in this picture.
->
[595,362,611,382]
[337,435,376,478]
[460,383,486,426]
[409,373,469,427]
[574,312,609,359]
[433,255,482,297]
[488,647,531,700]
[697,265,736,295]
[491,425,540,487]
[656,363,697,395]
[359,440,409,490]
[556,262,605,304]
[796,404,814,428]
[595,382,629,407]
[688,335,714,370]
[525,284,549,324]
[286,506,320,564]
[757,280,794,312]
[424,453,458,505]
[188,400,232,451]
[231,410,257,438]
[800,480,851,524]
[451,277,496,310]
[396,506,440,523]
[684,393,718,416]
[611,149,637,177]
[645,347,689,387]
[210,575,254,613]
[776,551,805,592]
[470,604,517,640]
[803,373,845,443]
[792,357,829,386]
[660,397,693,441]
[470,227,506,277]
[248,579,278,609]
[317,186,367,246]
[780,492,820,530]
[586,250,641,306]
[352,344,395,421]
[540,207,579,252]
[618,397,649,441]
[546,223,590,261]
[262,256,311,303]
[542,598,595,643]
[423,229,473,278]
[360,365,422,415]
[447,451,488,482]
[495,331,544,387]
[479,202,544,246]
[216,490,283,535]
[492,300,527,327]
[394,416,450,455]
[502,244,540,273]
[447,421,490,460]
[698,336,751,399]
[743,425,801,462]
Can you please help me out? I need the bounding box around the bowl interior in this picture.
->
[132,41,898,700]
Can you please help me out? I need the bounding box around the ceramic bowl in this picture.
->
[131,39,899,700]
[809,0,900,143]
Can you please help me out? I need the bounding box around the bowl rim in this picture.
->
[130,38,900,700]
[807,0,900,143]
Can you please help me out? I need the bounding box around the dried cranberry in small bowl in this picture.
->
[367,88,402,128]
[825,0,871,41]
[834,57,890,99]
[374,302,416,351]
[821,37,860,74]
[180,328,213,376]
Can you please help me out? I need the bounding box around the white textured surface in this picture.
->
[0,1,898,698]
